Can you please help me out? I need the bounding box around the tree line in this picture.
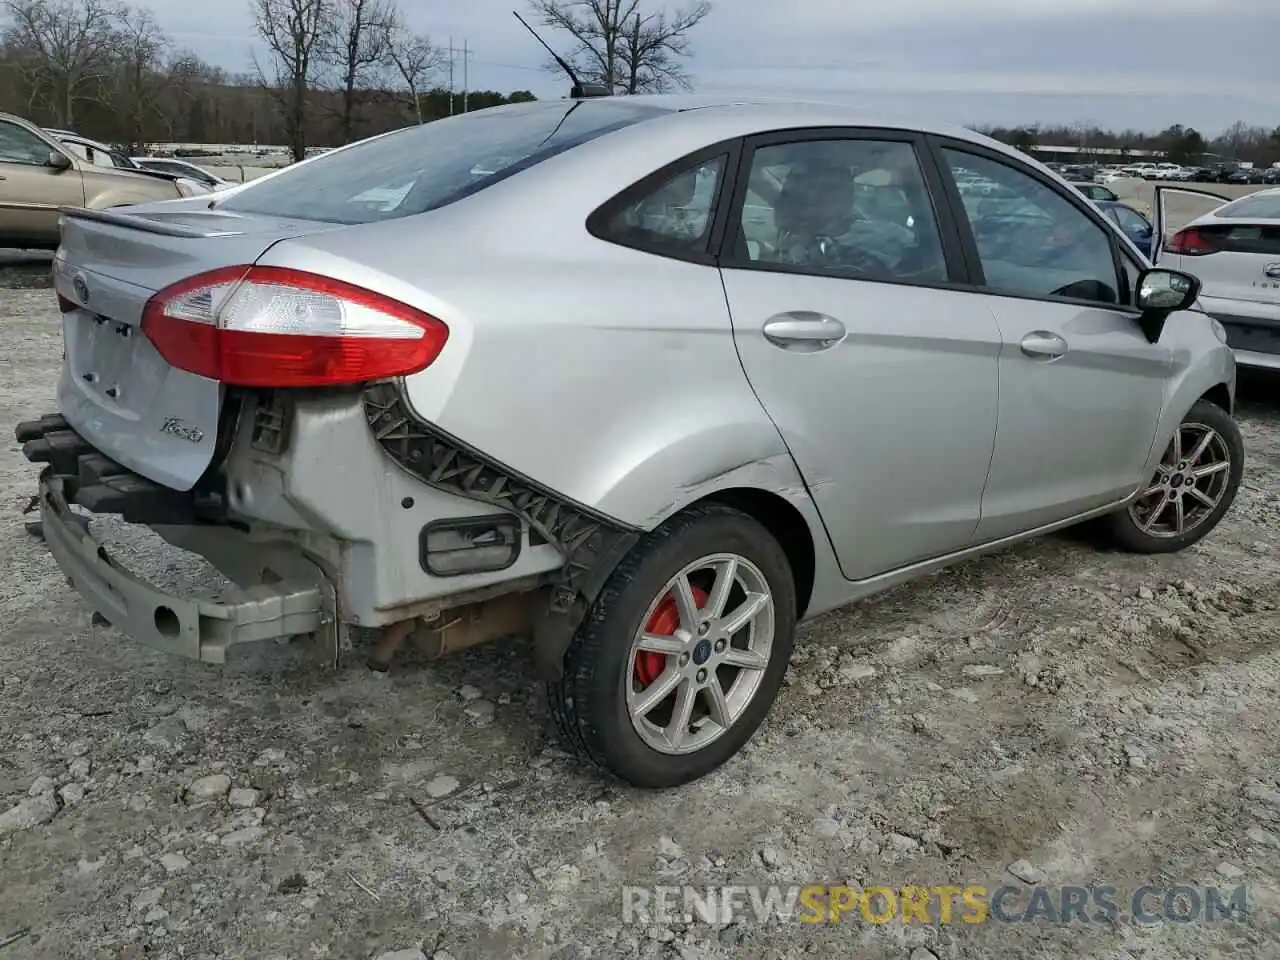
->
[0,0,712,160]
[978,121,1280,168]
[3,0,1276,171]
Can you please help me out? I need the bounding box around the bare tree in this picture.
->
[111,5,167,152]
[320,0,394,143]
[155,49,223,141]
[386,25,441,124]
[2,0,123,127]
[615,0,709,93]
[251,0,328,162]
[529,0,710,94]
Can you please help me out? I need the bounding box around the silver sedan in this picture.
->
[21,95,1242,789]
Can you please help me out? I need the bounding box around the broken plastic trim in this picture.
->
[362,381,641,678]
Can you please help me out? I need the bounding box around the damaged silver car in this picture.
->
[18,96,1242,788]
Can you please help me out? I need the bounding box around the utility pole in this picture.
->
[445,39,473,116]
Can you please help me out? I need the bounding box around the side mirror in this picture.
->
[1137,267,1200,314]
[1135,267,1200,344]
[46,151,71,171]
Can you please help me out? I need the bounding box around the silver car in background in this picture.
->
[17,96,1243,788]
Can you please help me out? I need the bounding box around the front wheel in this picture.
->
[548,504,797,789]
[1104,399,1243,553]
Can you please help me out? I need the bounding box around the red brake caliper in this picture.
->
[635,585,710,687]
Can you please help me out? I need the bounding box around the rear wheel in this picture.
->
[548,504,796,788]
[1105,399,1243,553]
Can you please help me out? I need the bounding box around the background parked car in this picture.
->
[1095,199,1154,257]
[1153,185,1280,371]
[1071,182,1119,202]
[0,112,199,248]
[131,156,235,191]
[46,129,212,195]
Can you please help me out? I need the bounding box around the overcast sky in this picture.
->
[153,0,1279,136]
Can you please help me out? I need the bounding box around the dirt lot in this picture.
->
[2,273,1280,960]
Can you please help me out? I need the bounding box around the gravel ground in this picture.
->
[2,280,1280,960]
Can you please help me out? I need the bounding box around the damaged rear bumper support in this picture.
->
[363,382,641,676]
[17,415,336,664]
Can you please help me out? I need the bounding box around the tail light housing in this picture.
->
[1165,227,1221,256]
[141,265,448,387]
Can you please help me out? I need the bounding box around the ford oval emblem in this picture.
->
[72,275,89,303]
[1265,263,1280,281]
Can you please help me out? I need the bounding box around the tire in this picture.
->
[548,503,797,789]
[1104,399,1243,554]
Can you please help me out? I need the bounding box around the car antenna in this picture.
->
[511,10,611,99]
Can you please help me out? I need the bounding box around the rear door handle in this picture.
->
[762,312,846,352]
[1019,331,1068,360]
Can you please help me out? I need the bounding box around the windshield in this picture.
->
[217,99,669,225]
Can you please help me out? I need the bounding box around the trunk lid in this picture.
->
[1171,220,1280,307]
[54,207,342,491]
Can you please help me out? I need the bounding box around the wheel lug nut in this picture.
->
[696,668,708,683]
[714,639,727,653]
[697,622,710,636]
[678,653,690,667]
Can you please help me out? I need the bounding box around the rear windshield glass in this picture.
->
[1213,192,1280,220]
[216,100,667,225]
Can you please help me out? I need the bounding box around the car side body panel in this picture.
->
[1139,311,1237,479]
[252,103,1237,574]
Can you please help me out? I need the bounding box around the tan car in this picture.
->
[0,112,191,249]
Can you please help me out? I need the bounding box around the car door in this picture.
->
[0,119,83,243]
[1150,185,1231,263]
[717,130,1002,581]
[930,141,1170,541]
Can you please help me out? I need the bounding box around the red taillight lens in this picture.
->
[141,265,448,387]
[1165,227,1221,256]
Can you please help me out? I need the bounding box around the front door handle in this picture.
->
[1019,331,1068,360]
[762,311,846,352]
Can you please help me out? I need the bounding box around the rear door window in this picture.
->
[217,100,668,225]
[724,137,950,283]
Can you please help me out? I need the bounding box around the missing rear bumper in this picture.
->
[36,469,336,664]
[363,382,641,677]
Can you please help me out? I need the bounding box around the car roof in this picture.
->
[619,94,996,141]
[1186,186,1280,227]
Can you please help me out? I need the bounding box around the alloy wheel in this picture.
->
[626,553,775,756]
[1128,422,1233,538]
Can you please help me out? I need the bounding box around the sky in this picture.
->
[150,0,1280,136]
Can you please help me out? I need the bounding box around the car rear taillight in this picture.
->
[141,265,448,387]
[1165,227,1222,256]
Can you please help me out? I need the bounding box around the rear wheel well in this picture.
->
[700,488,815,618]
[1199,383,1232,415]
